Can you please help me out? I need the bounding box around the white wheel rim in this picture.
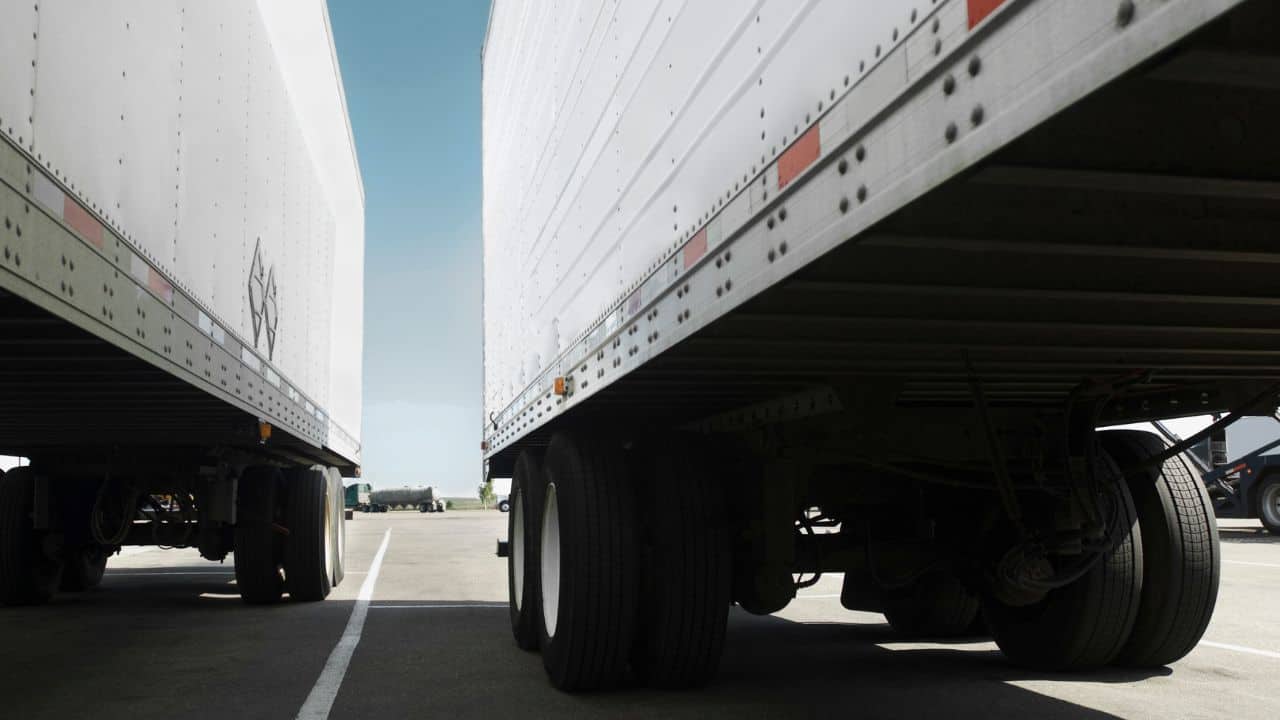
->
[512,488,525,611]
[1263,484,1280,527]
[540,483,561,638]
[335,488,345,582]
[323,482,334,581]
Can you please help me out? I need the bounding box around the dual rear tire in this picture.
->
[982,432,1220,670]
[506,432,731,691]
[234,465,344,604]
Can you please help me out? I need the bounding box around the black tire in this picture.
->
[0,468,63,605]
[60,545,109,592]
[284,467,333,602]
[631,440,732,689]
[538,432,638,691]
[498,499,510,513]
[883,571,980,638]
[1100,430,1220,667]
[419,503,430,513]
[983,450,1143,670]
[234,466,284,604]
[1257,475,1280,535]
[508,451,543,651]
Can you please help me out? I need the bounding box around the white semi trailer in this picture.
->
[0,0,363,605]
[484,0,1275,691]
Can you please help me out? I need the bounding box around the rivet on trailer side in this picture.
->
[483,0,1272,690]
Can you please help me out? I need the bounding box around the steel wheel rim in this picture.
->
[336,491,345,581]
[540,483,561,638]
[323,482,334,581]
[512,488,525,611]
[1263,483,1280,528]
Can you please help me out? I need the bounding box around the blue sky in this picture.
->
[329,0,491,496]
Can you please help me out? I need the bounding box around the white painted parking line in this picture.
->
[114,547,156,557]
[296,529,391,720]
[368,599,506,604]
[1200,641,1280,660]
[1224,560,1280,569]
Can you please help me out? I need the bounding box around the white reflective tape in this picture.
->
[241,347,262,372]
[129,254,149,285]
[32,173,64,217]
[266,367,281,388]
[198,311,213,335]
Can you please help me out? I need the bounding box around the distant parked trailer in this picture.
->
[0,0,364,608]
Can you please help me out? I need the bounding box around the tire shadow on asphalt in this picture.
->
[333,602,1173,720]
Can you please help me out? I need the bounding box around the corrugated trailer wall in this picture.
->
[481,0,927,423]
[0,0,363,461]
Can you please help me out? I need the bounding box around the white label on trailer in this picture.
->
[241,347,263,373]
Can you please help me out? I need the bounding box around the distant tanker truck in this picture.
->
[369,487,445,513]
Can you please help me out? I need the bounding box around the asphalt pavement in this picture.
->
[2,512,1278,719]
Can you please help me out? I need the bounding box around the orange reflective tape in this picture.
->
[63,198,104,249]
[968,0,1007,29]
[778,125,820,190]
[683,227,708,268]
[148,269,174,304]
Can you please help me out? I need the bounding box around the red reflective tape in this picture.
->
[683,227,708,268]
[63,198,104,249]
[968,0,1007,29]
[148,269,174,304]
[626,292,641,316]
[778,125,821,190]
